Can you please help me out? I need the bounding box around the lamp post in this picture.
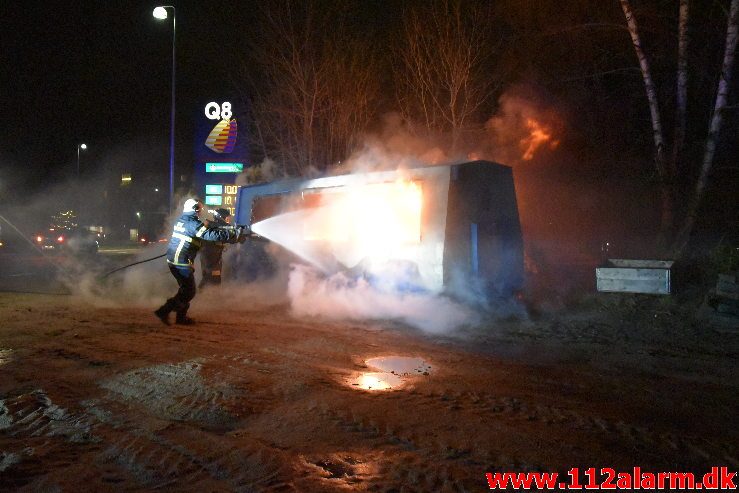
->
[153,5,176,213]
[75,143,87,221]
[77,143,87,177]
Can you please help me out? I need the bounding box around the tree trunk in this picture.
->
[671,0,689,174]
[620,0,673,239]
[671,0,739,257]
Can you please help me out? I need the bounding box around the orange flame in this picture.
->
[521,118,559,160]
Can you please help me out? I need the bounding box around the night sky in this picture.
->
[0,1,403,201]
[1,1,736,245]
[1,1,236,197]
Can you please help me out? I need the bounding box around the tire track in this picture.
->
[84,397,288,490]
[409,389,738,468]
[99,359,240,428]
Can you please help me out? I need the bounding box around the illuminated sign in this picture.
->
[204,102,232,120]
[204,101,237,154]
[205,163,243,173]
[204,184,238,214]
[205,119,237,154]
[194,98,244,213]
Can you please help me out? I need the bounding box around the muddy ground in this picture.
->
[0,286,737,491]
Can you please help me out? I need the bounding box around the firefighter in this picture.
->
[199,207,231,288]
[154,198,244,325]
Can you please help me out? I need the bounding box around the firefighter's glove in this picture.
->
[234,225,251,244]
[226,227,241,244]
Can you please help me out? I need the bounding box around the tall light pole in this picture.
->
[75,143,87,221]
[77,143,87,177]
[153,5,176,213]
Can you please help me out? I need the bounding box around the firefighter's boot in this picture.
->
[175,303,195,325]
[154,299,176,325]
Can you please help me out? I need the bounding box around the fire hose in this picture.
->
[98,226,250,279]
[99,253,167,279]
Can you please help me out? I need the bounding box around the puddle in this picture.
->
[347,356,432,391]
[365,356,431,375]
[0,349,14,366]
[350,372,403,390]
[301,452,380,484]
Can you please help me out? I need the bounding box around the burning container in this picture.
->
[234,160,523,299]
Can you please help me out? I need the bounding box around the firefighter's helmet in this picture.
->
[183,198,202,213]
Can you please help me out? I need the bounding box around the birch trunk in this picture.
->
[672,0,739,256]
[672,0,689,173]
[620,0,673,237]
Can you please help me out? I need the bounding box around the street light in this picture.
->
[77,143,87,176]
[153,5,176,213]
[75,143,87,221]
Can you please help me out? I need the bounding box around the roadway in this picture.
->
[0,245,148,294]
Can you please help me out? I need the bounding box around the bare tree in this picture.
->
[673,0,690,170]
[672,0,739,255]
[322,39,379,163]
[620,0,739,256]
[620,0,672,238]
[395,0,504,153]
[236,1,378,176]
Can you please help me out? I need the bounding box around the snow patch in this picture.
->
[0,451,21,472]
[0,400,11,430]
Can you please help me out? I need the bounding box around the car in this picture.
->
[34,228,98,256]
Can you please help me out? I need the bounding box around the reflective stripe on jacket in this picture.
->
[166,212,234,266]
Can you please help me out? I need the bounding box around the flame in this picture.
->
[520,118,559,160]
[303,180,422,266]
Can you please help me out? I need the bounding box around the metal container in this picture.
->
[596,259,674,295]
[234,160,524,299]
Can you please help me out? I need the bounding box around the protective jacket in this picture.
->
[204,216,230,247]
[166,212,235,267]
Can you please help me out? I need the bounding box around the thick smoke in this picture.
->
[475,85,565,167]
[246,171,483,334]
[227,87,569,332]
[240,96,563,332]
[337,87,565,175]
[234,157,283,186]
[63,194,188,307]
[6,85,570,330]
[340,113,452,173]
[58,198,289,314]
[287,264,478,334]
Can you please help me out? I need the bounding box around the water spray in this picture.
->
[0,213,60,267]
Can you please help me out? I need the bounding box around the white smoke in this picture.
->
[234,157,284,186]
[339,113,453,173]
[48,88,550,327]
[67,237,290,312]
[287,263,478,334]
